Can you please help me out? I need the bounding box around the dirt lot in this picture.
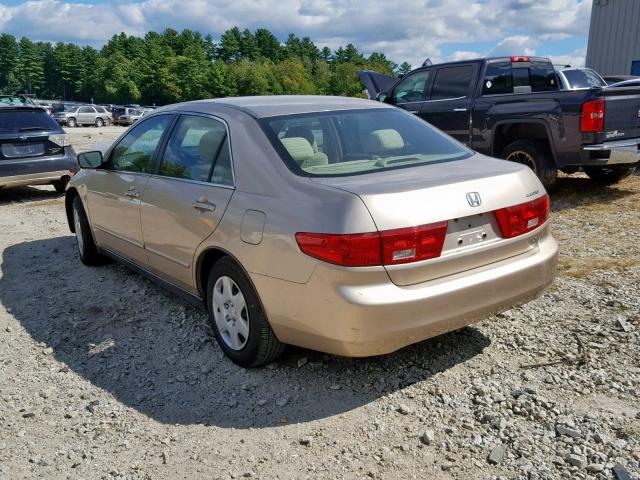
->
[0,128,638,480]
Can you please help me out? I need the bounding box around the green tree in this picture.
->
[398,61,412,76]
[217,27,242,62]
[15,37,44,93]
[254,28,282,61]
[0,34,18,92]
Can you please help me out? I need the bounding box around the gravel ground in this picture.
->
[0,128,638,480]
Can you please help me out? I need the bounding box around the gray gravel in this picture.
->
[0,129,638,479]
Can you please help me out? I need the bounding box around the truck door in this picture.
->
[419,64,478,144]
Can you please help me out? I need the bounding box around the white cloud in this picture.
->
[486,35,538,57]
[0,0,591,67]
[547,47,587,68]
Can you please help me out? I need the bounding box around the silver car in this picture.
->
[66,96,558,367]
[53,104,111,127]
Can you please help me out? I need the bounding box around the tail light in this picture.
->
[580,99,605,132]
[295,221,448,267]
[510,56,530,62]
[494,195,549,239]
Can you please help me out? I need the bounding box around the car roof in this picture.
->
[159,95,395,118]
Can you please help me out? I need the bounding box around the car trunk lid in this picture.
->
[312,155,546,286]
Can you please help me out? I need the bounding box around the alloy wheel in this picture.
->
[506,150,537,173]
[211,276,250,351]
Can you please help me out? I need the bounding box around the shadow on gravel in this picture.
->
[0,185,61,206]
[1,236,490,428]
[551,176,635,212]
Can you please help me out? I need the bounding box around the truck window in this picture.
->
[431,65,474,100]
[483,62,512,95]
[392,70,430,103]
[530,62,558,92]
[483,60,558,95]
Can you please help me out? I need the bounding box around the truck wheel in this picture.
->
[95,117,104,127]
[206,257,285,367]
[67,117,77,128]
[583,165,636,186]
[501,140,557,191]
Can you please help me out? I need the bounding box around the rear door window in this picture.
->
[483,62,513,95]
[158,115,232,184]
[430,65,475,100]
[530,62,558,92]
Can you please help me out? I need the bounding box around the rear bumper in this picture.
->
[0,150,77,188]
[581,138,640,166]
[252,226,558,357]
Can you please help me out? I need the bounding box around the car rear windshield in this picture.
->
[262,109,472,177]
[0,109,60,133]
[562,69,607,89]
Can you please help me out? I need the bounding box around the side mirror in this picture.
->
[77,151,104,169]
[376,92,388,103]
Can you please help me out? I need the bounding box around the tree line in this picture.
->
[0,28,412,105]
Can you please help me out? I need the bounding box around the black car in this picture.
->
[0,105,77,192]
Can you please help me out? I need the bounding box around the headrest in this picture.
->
[198,130,226,163]
[280,137,314,164]
[364,129,404,153]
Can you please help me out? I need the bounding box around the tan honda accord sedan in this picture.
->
[66,96,558,367]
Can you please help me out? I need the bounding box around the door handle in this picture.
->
[192,199,217,212]
[124,189,140,199]
[453,108,468,112]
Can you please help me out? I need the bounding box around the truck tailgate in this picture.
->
[603,86,640,140]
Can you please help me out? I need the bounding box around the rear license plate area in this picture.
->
[444,213,499,251]
[1,142,45,158]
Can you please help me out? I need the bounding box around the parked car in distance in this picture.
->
[52,104,111,127]
[555,67,607,90]
[602,75,639,84]
[66,96,558,367]
[359,56,640,189]
[117,108,146,126]
[0,104,77,192]
[606,78,640,88]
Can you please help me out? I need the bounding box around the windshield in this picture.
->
[562,69,606,89]
[263,109,472,177]
[0,109,60,133]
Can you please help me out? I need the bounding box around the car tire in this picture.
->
[501,139,557,191]
[72,196,106,266]
[95,118,104,128]
[67,117,77,128]
[53,177,69,193]
[206,257,285,367]
[583,165,636,186]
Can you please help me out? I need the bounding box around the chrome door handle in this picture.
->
[453,108,468,112]
[192,200,216,212]
[124,189,140,198]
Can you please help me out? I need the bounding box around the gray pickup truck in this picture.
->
[0,105,77,192]
[359,56,640,189]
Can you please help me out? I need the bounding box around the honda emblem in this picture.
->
[466,192,481,207]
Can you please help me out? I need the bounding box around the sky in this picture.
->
[0,0,592,68]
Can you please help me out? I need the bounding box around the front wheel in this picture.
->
[207,257,285,367]
[501,139,557,191]
[72,196,106,266]
[95,117,104,127]
[583,165,636,186]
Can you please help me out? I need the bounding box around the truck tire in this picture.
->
[583,165,636,186]
[67,117,77,128]
[501,140,557,191]
[95,117,104,127]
